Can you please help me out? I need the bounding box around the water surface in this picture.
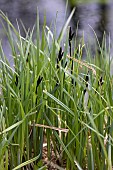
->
[0,0,113,63]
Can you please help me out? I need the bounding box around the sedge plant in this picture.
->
[0,8,113,170]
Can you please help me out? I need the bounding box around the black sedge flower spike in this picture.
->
[26,52,29,63]
[15,75,18,86]
[58,47,64,62]
[35,76,43,94]
[84,72,89,94]
[85,73,89,85]
[36,76,43,87]
[98,76,103,86]
[68,26,74,57]
[69,26,74,46]
[57,47,64,69]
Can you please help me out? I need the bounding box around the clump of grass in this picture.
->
[0,8,113,170]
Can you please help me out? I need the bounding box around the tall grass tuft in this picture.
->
[0,9,113,170]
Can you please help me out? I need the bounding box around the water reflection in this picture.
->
[70,1,113,56]
[0,0,113,63]
[0,0,67,65]
[0,0,67,35]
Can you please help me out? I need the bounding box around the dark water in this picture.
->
[72,2,113,47]
[0,0,113,64]
[0,0,68,65]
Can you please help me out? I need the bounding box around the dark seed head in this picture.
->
[35,76,43,94]
[85,74,89,82]
[37,76,43,87]
[98,76,103,86]
[26,51,29,63]
[58,47,64,62]
[57,47,64,69]
[69,26,74,42]
[15,75,18,86]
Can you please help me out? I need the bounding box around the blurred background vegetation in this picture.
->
[0,0,113,62]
